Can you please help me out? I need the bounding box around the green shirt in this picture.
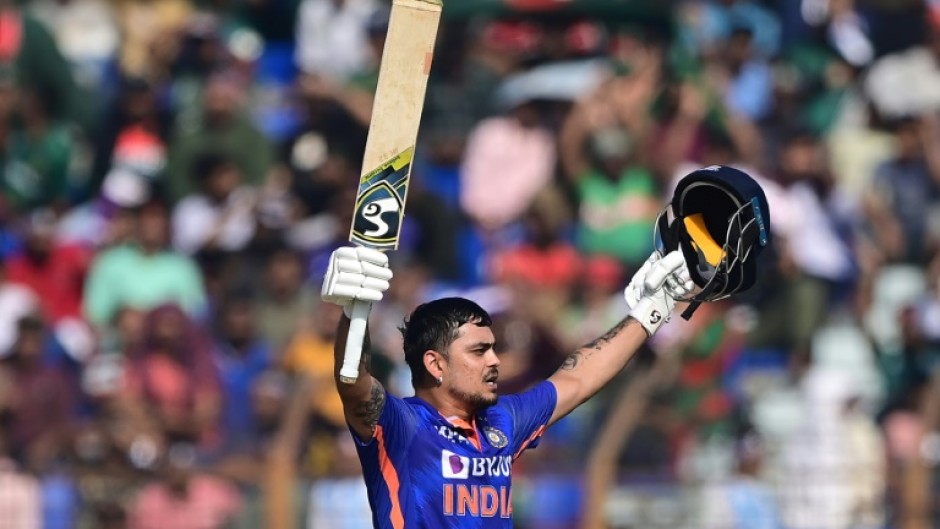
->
[577,167,658,266]
[83,245,207,328]
[2,124,72,209]
[166,113,274,203]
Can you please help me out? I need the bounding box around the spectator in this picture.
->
[1,82,75,211]
[865,19,940,119]
[746,131,856,369]
[280,301,349,430]
[460,97,557,233]
[166,71,274,202]
[172,152,257,257]
[57,167,151,250]
[83,199,207,329]
[212,292,273,441]
[488,188,582,290]
[0,0,82,125]
[111,0,193,80]
[28,0,120,94]
[127,443,242,529]
[122,304,221,447]
[0,315,76,469]
[89,76,171,198]
[208,371,319,529]
[255,246,315,358]
[863,116,940,265]
[5,209,92,323]
[294,0,379,82]
[716,24,774,122]
[677,0,782,60]
[570,124,660,267]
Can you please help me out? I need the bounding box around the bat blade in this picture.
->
[349,0,442,251]
[341,0,442,384]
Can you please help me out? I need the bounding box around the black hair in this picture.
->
[191,151,235,188]
[399,298,492,389]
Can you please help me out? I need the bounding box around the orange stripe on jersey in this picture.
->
[376,426,405,529]
[513,425,546,460]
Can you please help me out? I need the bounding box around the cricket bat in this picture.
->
[340,0,443,384]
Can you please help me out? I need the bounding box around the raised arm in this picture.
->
[547,251,692,425]
[333,315,387,440]
[321,246,393,441]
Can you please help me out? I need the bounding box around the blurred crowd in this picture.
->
[0,0,939,528]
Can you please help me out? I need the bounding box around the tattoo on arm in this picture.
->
[353,380,386,430]
[560,351,582,371]
[584,317,631,350]
[558,318,638,374]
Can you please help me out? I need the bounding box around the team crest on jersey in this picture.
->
[483,427,508,448]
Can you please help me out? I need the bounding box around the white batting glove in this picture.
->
[321,246,393,316]
[624,251,694,336]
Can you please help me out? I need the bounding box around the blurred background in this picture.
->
[0,0,938,528]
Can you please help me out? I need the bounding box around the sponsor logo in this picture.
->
[442,450,470,479]
[441,451,512,479]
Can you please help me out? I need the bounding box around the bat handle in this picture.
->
[339,300,373,384]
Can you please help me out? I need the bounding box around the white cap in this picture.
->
[101,168,150,208]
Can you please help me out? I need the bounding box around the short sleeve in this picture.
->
[498,381,557,457]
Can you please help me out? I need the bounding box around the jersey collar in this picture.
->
[406,396,485,452]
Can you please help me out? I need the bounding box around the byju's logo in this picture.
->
[442,450,470,479]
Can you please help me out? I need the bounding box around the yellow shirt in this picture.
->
[281,331,346,428]
[114,0,193,77]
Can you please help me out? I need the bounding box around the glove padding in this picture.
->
[624,251,694,336]
[321,246,393,315]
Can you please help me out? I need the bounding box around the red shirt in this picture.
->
[6,244,92,322]
[489,244,583,289]
[128,475,242,529]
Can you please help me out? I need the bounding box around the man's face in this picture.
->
[442,323,501,408]
[206,164,240,201]
[781,138,821,179]
[222,302,255,346]
[137,206,169,249]
[266,251,303,293]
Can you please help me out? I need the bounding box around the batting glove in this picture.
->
[624,251,694,336]
[321,246,393,316]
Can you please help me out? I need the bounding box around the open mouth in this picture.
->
[484,372,498,389]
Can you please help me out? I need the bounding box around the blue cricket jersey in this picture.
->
[352,380,558,529]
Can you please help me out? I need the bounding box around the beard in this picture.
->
[451,385,498,409]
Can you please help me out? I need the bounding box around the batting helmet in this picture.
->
[655,165,771,319]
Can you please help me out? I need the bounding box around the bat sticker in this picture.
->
[351,147,413,249]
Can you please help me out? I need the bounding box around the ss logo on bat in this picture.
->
[352,181,404,248]
[360,198,400,238]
